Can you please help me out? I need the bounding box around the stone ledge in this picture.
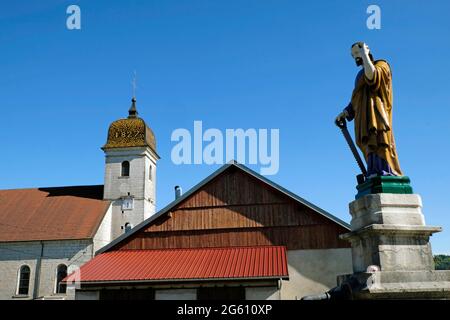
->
[341,224,442,240]
[376,270,450,282]
[338,270,450,299]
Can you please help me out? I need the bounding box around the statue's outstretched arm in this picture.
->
[359,44,376,81]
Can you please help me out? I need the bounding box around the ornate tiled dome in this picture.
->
[102,98,156,152]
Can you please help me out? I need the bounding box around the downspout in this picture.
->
[33,241,44,300]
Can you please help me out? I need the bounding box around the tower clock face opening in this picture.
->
[122,197,134,210]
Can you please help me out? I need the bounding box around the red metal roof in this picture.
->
[65,246,289,283]
[0,186,110,242]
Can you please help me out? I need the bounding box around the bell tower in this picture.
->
[102,98,159,239]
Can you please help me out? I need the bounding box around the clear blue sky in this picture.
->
[1,1,449,253]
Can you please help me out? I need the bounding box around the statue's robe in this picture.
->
[345,60,403,176]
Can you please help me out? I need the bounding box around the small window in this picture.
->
[121,161,130,177]
[149,165,153,181]
[55,264,68,294]
[125,222,133,233]
[17,265,30,295]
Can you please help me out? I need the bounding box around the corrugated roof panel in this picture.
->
[65,246,289,283]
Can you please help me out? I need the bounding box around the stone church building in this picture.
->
[0,98,352,300]
[0,98,158,299]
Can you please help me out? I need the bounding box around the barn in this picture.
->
[66,162,352,300]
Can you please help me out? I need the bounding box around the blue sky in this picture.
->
[0,0,449,253]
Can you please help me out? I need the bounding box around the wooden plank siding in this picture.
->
[117,225,349,250]
[116,167,350,251]
[145,204,326,232]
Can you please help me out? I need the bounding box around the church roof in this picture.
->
[102,98,157,154]
[0,185,110,242]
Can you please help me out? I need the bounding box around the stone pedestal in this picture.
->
[338,193,450,299]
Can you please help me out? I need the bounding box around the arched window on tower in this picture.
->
[55,264,68,294]
[125,222,133,233]
[121,161,130,177]
[17,265,30,295]
[149,165,153,181]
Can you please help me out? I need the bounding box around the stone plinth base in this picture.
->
[341,224,441,273]
[337,270,450,299]
[337,192,449,300]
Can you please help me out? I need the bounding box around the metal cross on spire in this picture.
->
[131,70,137,98]
[128,70,139,118]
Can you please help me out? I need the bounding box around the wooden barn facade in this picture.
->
[66,162,352,300]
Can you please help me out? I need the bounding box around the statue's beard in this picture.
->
[355,57,363,66]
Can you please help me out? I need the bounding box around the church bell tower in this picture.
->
[102,98,159,239]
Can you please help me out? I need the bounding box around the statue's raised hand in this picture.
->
[358,42,370,58]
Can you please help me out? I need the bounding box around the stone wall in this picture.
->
[103,147,157,239]
[0,240,94,300]
[281,248,353,299]
[245,286,280,300]
[155,289,197,300]
[93,204,113,253]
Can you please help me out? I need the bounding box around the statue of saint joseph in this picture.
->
[336,42,403,177]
